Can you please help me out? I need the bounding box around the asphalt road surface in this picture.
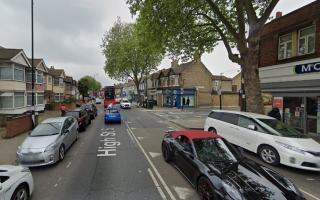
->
[29,106,320,200]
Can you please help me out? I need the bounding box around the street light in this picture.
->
[31,0,35,128]
[219,73,223,110]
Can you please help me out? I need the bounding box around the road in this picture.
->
[29,106,320,200]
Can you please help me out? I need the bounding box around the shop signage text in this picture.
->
[295,62,320,74]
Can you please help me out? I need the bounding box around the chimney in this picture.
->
[276,11,282,18]
[171,59,178,68]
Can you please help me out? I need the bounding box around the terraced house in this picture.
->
[0,48,30,115]
[48,66,65,102]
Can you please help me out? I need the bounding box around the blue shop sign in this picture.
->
[295,62,320,74]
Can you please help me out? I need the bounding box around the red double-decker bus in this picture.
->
[104,86,116,108]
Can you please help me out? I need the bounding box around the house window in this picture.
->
[0,66,13,80]
[14,65,24,81]
[37,93,44,105]
[36,71,43,84]
[48,76,52,84]
[59,78,64,86]
[0,92,13,108]
[298,26,315,55]
[14,92,25,108]
[54,78,59,86]
[27,93,32,106]
[60,93,64,101]
[54,93,60,102]
[278,33,292,60]
[26,71,32,83]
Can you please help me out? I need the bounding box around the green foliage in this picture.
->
[78,76,102,98]
[101,18,164,86]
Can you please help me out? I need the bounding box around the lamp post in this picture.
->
[219,73,223,110]
[31,0,35,128]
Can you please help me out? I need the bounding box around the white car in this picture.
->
[204,110,320,171]
[0,165,34,200]
[120,99,131,109]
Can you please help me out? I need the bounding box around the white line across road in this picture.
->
[300,189,320,200]
[148,168,167,200]
[125,121,177,200]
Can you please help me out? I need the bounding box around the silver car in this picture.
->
[16,117,78,167]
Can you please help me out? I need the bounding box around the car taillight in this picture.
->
[79,117,85,123]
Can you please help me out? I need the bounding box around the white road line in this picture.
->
[148,168,167,200]
[66,161,72,169]
[300,188,320,200]
[126,128,135,143]
[125,122,176,200]
[54,183,58,188]
[131,127,136,130]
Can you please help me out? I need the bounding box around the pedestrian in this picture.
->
[268,107,281,121]
[186,97,190,106]
[60,104,67,116]
[182,97,186,106]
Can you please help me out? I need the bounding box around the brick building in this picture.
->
[259,0,320,134]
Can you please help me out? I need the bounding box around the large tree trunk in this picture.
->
[242,34,264,114]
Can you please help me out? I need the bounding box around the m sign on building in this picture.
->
[295,62,320,74]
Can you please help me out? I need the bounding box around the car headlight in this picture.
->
[275,141,305,154]
[222,180,243,200]
[17,146,22,153]
[45,143,58,152]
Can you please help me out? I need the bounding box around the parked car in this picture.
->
[65,108,91,131]
[0,165,34,200]
[104,106,121,123]
[83,104,98,119]
[95,97,102,104]
[162,130,305,200]
[120,99,131,109]
[204,110,320,171]
[16,117,79,167]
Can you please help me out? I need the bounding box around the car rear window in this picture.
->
[220,113,239,125]
[65,111,79,118]
[208,111,222,120]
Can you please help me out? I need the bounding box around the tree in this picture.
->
[78,76,102,100]
[127,0,279,113]
[101,18,163,104]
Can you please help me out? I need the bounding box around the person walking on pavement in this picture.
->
[268,107,281,121]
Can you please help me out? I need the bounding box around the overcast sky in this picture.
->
[0,0,315,86]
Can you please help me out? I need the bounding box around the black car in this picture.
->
[65,108,91,131]
[161,130,305,200]
[83,104,98,120]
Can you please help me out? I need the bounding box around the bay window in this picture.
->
[14,92,25,107]
[36,71,43,84]
[0,66,13,80]
[278,33,292,60]
[37,93,44,105]
[27,93,32,106]
[298,26,315,55]
[0,92,13,108]
[14,65,24,81]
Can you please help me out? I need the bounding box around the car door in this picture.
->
[68,117,77,141]
[216,113,240,145]
[237,115,272,152]
[62,119,72,148]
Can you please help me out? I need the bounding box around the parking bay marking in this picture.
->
[148,168,167,200]
[125,122,176,200]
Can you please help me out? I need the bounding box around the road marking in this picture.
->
[137,137,144,140]
[149,152,162,158]
[126,129,135,143]
[54,183,58,188]
[300,188,320,200]
[97,128,120,157]
[148,168,167,200]
[66,161,72,169]
[125,122,176,200]
[127,121,133,124]
[131,127,136,130]
[172,186,194,200]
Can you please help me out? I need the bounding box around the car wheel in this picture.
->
[10,184,29,200]
[75,131,79,141]
[258,145,280,165]
[208,127,217,134]
[59,145,65,161]
[162,143,172,162]
[88,119,91,125]
[197,176,215,200]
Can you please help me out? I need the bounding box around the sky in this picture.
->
[0,0,315,86]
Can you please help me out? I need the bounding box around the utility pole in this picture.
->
[219,73,223,110]
[31,0,35,128]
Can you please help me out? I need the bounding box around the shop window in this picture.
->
[14,92,25,108]
[278,33,292,60]
[298,26,315,55]
[0,66,13,80]
[0,92,13,108]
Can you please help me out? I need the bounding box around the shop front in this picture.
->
[260,59,320,134]
[162,88,196,108]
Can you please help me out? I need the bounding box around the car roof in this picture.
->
[42,117,68,123]
[210,109,273,119]
[172,130,222,141]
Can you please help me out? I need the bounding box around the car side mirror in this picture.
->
[63,129,69,134]
[248,125,257,131]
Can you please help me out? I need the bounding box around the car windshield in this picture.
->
[65,111,79,118]
[193,138,240,163]
[257,118,307,138]
[108,109,119,113]
[30,122,62,137]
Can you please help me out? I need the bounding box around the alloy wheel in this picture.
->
[261,148,276,164]
[59,145,65,161]
[198,177,214,200]
[12,187,28,200]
